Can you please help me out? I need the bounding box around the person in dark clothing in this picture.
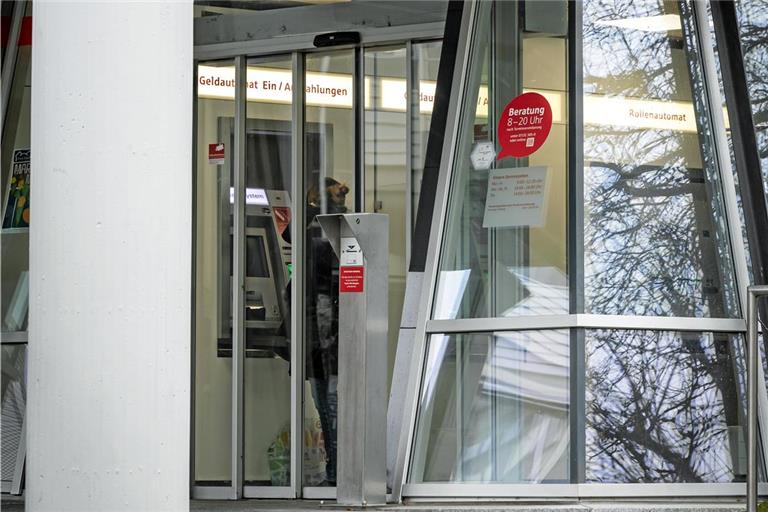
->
[305,176,350,486]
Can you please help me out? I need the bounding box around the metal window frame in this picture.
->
[393,0,768,501]
[747,286,768,512]
[355,46,364,213]
[231,54,247,499]
[710,1,768,289]
[709,5,768,491]
[289,51,305,500]
[567,0,586,486]
[405,40,415,265]
[692,0,768,474]
[427,315,746,334]
[403,482,764,499]
[190,58,199,500]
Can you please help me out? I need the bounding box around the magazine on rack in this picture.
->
[3,148,30,229]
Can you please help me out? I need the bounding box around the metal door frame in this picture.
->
[192,10,446,500]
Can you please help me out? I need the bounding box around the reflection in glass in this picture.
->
[735,0,768,206]
[411,41,443,229]
[304,50,356,487]
[242,56,293,486]
[433,2,570,320]
[735,0,768,399]
[586,329,746,483]
[410,330,569,483]
[364,45,408,392]
[583,0,737,317]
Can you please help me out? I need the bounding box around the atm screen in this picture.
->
[229,234,270,278]
[246,235,270,278]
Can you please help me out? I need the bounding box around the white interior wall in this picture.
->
[27,3,192,510]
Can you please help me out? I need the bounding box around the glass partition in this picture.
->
[411,330,570,483]
[432,1,570,320]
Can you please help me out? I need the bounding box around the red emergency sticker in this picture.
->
[339,266,364,293]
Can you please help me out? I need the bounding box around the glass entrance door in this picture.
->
[194,41,443,500]
[241,55,294,497]
[302,49,356,497]
[194,53,299,499]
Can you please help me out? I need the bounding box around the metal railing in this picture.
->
[747,285,768,512]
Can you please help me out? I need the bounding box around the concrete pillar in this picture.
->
[28,2,192,510]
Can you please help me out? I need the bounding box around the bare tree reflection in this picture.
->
[586,330,741,482]
[583,0,732,317]
[583,0,744,483]
[736,0,768,398]
[737,0,768,173]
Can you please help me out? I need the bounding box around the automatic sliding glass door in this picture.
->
[194,57,236,498]
[302,49,356,498]
[194,40,444,500]
[241,55,295,498]
[194,53,300,500]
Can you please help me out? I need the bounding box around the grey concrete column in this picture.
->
[27,2,192,510]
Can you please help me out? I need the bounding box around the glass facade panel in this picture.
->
[433,2,570,320]
[411,41,443,230]
[406,0,758,495]
[583,0,738,318]
[735,0,768,208]
[410,330,570,483]
[734,0,768,396]
[586,329,747,483]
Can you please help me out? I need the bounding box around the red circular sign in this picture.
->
[497,92,553,159]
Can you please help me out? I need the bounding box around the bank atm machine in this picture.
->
[216,123,293,359]
[217,187,293,358]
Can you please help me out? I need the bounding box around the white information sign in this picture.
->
[340,237,363,266]
[470,141,496,171]
[482,166,550,228]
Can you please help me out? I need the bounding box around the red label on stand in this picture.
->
[208,143,225,164]
[340,266,364,293]
[497,92,552,159]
